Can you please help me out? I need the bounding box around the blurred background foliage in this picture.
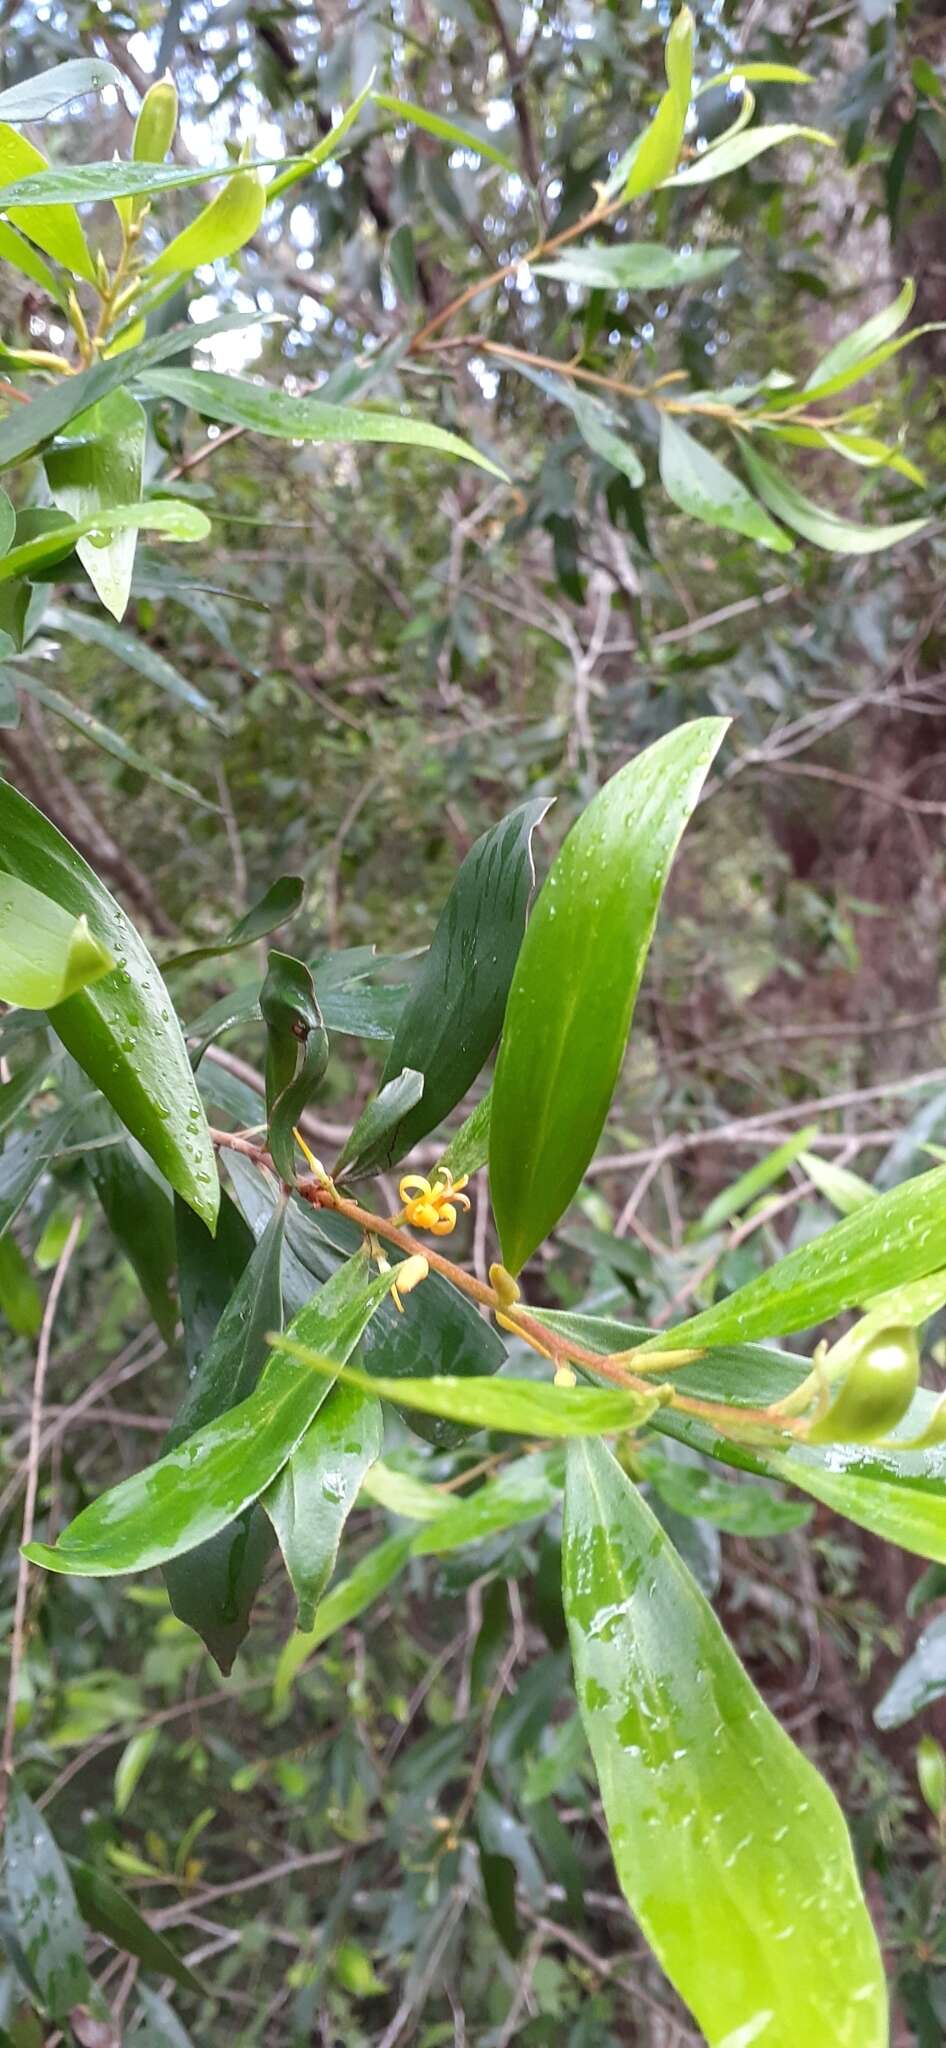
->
[1,0,946,2040]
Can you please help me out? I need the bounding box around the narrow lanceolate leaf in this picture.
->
[804,280,915,393]
[438,1089,491,1181]
[164,1203,285,1671]
[372,93,515,173]
[771,1448,946,1565]
[165,876,304,971]
[273,1532,412,1709]
[797,1150,874,1216]
[411,1450,564,1555]
[0,58,122,122]
[0,499,209,587]
[45,391,148,620]
[0,1104,78,1236]
[694,62,813,94]
[19,673,215,809]
[5,1781,92,2018]
[69,1859,202,1996]
[0,781,218,1226]
[149,159,265,279]
[0,155,288,208]
[694,1125,819,1237]
[264,1379,383,1631]
[0,121,95,282]
[267,80,374,200]
[659,416,791,552]
[277,1348,664,1439]
[140,367,507,478]
[563,1440,886,2048]
[334,1066,424,1181]
[664,123,834,185]
[366,798,550,1168]
[25,1256,397,1577]
[261,951,329,1181]
[0,874,113,1007]
[535,244,737,291]
[740,442,928,554]
[47,602,219,720]
[641,1162,946,1353]
[0,217,65,299]
[85,1122,177,1340]
[490,720,727,1274]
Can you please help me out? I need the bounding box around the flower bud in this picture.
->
[804,1325,919,1445]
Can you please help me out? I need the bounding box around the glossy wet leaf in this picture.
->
[140,367,506,478]
[0,58,121,122]
[264,1378,383,1630]
[176,1188,253,1379]
[45,391,147,621]
[4,1782,91,2018]
[0,155,288,208]
[167,877,304,972]
[0,782,218,1225]
[277,1348,663,1439]
[334,1066,424,1181]
[0,121,94,282]
[0,500,209,587]
[740,442,928,554]
[273,1532,413,1709]
[694,1125,819,1236]
[666,122,833,185]
[260,951,329,1181]
[564,1439,886,2047]
[412,1450,564,1554]
[535,243,737,290]
[490,719,727,1273]
[660,416,791,551]
[0,874,113,1007]
[163,1206,285,1666]
[25,1255,396,1576]
[369,797,550,1167]
[69,1859,202,1996]
[149,159,265,279]
[641,1160,946,1353]
[874,1614,946,1729]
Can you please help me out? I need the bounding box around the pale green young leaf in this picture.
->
[0,120,95,282]
[664,123,833,186]
[149,160,266,279]
[694,1124,819,1236]
[694,63,813,95]
[278,1346,664,1439]
[659,416,791,551]
[797,1150,875,1215]
[372,93,516,173]
[0,873,113,1007]
[45,390,148,620]
[804,280,915,391]
[740,441,928,554]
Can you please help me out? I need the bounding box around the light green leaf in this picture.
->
[0,1231,42,1335]
[490,719,728,1274]
[0,155,290,208]
[360,1459,446,1521]
[69,1856,202,1996]
[149,159,266,280]
[774,1449,946,1566]
[695,1125,819,1236]
[660,415,791,551]
[0,120,95,282]
[740,441,928,554]
[267,81,375,201]
[564,1439,887,2047]
[411,1450,563,1554]
[25,1256,397,1577]
[624,91,687,201]
[279,1347,664,1439]
[695,63,813,95]
[438,1090,491,1181]
[639,1449,811,1534]
[804,279,915,391]
[665,123,834,186]
[273,1532,412,1709]
[0,499,210,586]
[0,59,122,122]
[114,1726,159,1815]
[141,367,507,478]
[264,1379,383,1631]
[261,950,329,1181]
[44,390,147,620]
[665,5,694,119]
[535,243,738,291]
[0,874,113,1006]
[798,1150,875,1216]
[47,601,219,719]
[0,779,218,1224]
[372,92,515,173]
[0,218,65,300]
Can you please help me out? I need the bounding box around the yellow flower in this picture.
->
[398,1168,471,1236]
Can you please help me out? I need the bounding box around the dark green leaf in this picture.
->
[0,1104,79,1237]
[564,1439,886,2046]
[260,951,329,1180]
[166,877,304,972]
[4,1782,90,2018]
[264,1378,383,1630]
[334,1067,424,1181]
[17,673,216,808]
[0,781,218,1226]
[84,1118,177,1340]
[490,720,727,1273]
[68,1860,202,1996]
[47,603,220,720]
[175,1188,253,1379]
[660,416,791,551]
[0,1233,41,1336]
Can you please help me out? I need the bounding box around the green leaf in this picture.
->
[18,673,216,808]
[334,1066,424,1181]
[264,1378,383,1631]
[260,951,329,1181]
[563,1439,886,2047]
[695,62,813,95]
[0,1232,42,1335]
[0,499,209,587]
[665,5,694,116]
[267,80,375,201]
[113,1727,159,1815]
[624,91,687,200]
[0,121,94,283]
[665,122,834,186]
[0,217,65,301]
[47,602,219,720]
[0,59,121,122]
[372,93,515,173]
[638,1449,811,1535]
[739,441,928,554]
[4,1782,91,2018]
[25,1255,397,1577]
[44,390,147,620]
[534,244,738,290]
[273,1532,412,1709]
[641,1161,946,1353]
[490,719,727,1274]
[0,1103,79,1237]
[176,1188,253,1380]
[438,1090,491,1181]
[166,877,304,971]
[771,1446,946,1564]
[694,1124,819,1236]
[0,874,113,1006]
[804,279,915,392]
[875,1614,946,1729]
[0,155,289,209]
[69,1857,202,1996]
[366,798,550,1168]
[0,780,219,1225]
[84,1118,177,1340]
[140,368,507,478]
[149,160,265,280]
[411,1450,564,1555]
[797,1150,874,1216]
[659,416,791,551]
[0,488,13,558]
[277,1348,664,1439]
